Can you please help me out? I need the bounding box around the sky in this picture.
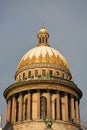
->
[0,0,87,126]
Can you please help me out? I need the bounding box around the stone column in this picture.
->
[47,90,51,118]
[18,93,23,121]
[56,91,60,120]
[27,91,31,120]
[71,95,75,120]
[37,90,40,119]
[6,100,8,124]
[75,99,80,123]
[65,93,69,121]
[11,95,16,123]
[7,98,11,123]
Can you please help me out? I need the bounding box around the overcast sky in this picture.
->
[0,0,87,126]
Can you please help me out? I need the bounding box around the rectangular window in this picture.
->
[42,69,46,76]
[35,70,38,77]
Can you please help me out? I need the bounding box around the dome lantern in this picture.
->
[37,25,50,46]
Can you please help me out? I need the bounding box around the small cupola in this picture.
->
[37,25,50,46]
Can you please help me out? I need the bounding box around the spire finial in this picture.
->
[42,21,45,29]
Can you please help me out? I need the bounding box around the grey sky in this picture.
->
[0,0,87,125]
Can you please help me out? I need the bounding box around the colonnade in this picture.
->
[6,90,80,125]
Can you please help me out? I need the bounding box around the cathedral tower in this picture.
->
[3,26,82,130]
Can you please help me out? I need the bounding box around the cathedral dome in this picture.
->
[15,26,71,80]
[17,45,69,70]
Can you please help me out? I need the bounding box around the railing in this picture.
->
[17,75,76,87]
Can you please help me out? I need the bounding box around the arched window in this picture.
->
[39,37,41,43]
[42,37,44,43]
[40,96,47,119]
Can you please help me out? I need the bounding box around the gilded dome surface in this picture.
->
[17,45,69,70]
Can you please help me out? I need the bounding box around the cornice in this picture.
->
[3,78,82,99]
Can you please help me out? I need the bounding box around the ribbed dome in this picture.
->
[17,45,69,70]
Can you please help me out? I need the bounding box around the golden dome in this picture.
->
[17,46,69,70]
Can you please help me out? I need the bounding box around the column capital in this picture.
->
[19,92,22,96]
[70,95,74,98]
[75,97,79,101]
[6,96,11,101]
[64,92,68,95]
[27,90,31,93]
[47,89,50,93]
[56,90,60,94]
[12,94,16,98]
[37,89,40,93]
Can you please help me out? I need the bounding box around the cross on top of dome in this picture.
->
[37,26,50,46]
